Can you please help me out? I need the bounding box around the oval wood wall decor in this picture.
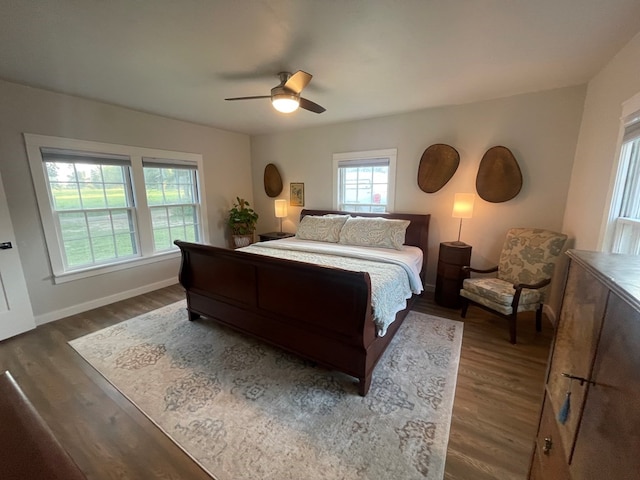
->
[417,144,460,193]
[263,163,283,197]
[476,146,523,203]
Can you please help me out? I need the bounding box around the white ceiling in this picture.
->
[1,1,639,136]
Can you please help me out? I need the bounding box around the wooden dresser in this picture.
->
[529,250,640,479]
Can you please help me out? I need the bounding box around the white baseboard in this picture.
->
[35,278,179,326]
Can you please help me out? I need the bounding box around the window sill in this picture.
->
[52,250,181,284]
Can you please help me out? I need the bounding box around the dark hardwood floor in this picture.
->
[0,286,551,479]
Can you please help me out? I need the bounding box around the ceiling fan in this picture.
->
[225,70,326,114]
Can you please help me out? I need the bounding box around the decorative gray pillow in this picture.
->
[295,215,349,243]
[338,217,410,250]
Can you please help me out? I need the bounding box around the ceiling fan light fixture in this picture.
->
[271,93,300,113]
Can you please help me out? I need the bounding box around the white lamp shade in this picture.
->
[274,199,287,218]
[452,193,475,219]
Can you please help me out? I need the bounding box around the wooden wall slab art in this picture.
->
[417,144,460,193]
[263,163,283,197]
[476,146,523,203]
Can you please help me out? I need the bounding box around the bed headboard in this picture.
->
[300,209,431,257]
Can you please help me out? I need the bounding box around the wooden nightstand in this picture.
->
[434,241,472,308]
[258,231,295,242]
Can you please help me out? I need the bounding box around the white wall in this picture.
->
[563,30,640,250]
[0,80,252,322]
[250,86,586,318]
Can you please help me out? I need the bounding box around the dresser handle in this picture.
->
[543,436,553,455]
[561,372,596,386]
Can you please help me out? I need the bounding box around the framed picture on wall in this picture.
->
[290,182,305,206]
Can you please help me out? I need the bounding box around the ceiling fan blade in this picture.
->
[284,70,312,94]
[299,97,326,114]
[225,95,271,101]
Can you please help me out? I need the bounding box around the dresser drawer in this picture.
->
[530,394,569,480]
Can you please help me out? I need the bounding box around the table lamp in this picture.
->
[274,199,287,233]
[452,193,475,245]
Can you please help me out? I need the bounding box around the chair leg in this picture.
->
[460,297,469,318]
[509,313,517,344]
[535,305,543,332]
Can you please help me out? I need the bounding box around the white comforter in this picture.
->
[238,238,424,336]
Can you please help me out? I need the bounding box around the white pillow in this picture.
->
[338,217,410,250]
[295,215,349,243]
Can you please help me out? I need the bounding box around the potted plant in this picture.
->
[227,197,259,248]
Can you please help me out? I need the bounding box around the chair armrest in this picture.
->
[510,278,551,310]
[462,265,498,274]
[513,278,551,291]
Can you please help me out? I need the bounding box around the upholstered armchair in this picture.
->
[460,228,568,344]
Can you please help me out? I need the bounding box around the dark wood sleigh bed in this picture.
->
[174,209,430,395]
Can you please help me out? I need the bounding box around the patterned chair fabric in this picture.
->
[460,228,568,341]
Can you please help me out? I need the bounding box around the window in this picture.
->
[25,134,207,282]
[42,149,138,269]
[333,149,397,212]
[604,93,640,255]
[143,160,201,252]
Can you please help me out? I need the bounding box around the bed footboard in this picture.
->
[175,240,393,394]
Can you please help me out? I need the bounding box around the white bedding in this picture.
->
[238,237,424,336]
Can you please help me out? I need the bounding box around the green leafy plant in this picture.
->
[227,197,259,235]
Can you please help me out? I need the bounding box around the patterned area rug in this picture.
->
[69,301,463,480]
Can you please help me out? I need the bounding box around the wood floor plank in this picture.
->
[0,286,551,479]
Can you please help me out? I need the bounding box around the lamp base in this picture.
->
[448,240,469,247]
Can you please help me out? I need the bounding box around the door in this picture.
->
[0,171,35,340]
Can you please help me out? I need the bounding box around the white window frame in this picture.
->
[24,134,208,283]
[601,92,640,255]
[332,148,397,212]
[142,158,203,253]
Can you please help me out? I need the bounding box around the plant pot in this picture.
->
[232,234,254,248]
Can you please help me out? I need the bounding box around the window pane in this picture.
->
[112,210,134,234]
[372,184,387,204]
[64,238,92,267]
[185,225,197,242]
[373,166,388,183]
[75,164,100,183]
[153,227,171,251]
[169,206,185,226]
[59,212,88,240]
[344,169,359,182]
[92,236,116,261]
[162,184,181,204]
[183,205,197,225]
[151,207,169,227]
[115,233,136,256]
[105,184,127,208]
[144,166,196,206]
[357,185,372,203]
[145,183,164,206]
[344,186,358,203]
[51,184,81,210]
[87,211,113,236]
[358,167,373,182]
[78,183,105,208]
[102,165,124,183]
